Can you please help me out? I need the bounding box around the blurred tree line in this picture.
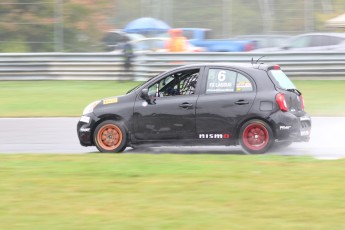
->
[116,0,345,37]
[0,0,112,52]
[0,0,344,52]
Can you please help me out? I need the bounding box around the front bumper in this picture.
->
[270,112,311,142]
[77,115,96,146]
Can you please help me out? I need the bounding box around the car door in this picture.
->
[133,67,203,141]
[196,67,256,140]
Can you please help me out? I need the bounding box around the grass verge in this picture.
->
[0,81,138,117]
[1,154,345,230]
[294,80,345,116]
[0,80,344,117]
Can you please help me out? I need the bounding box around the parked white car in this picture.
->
[252,33,345,52]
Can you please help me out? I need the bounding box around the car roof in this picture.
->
[172,62,275,72]
[292,32,345,38]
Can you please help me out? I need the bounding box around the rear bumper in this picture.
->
[289,115,311,142]
[270,112,311,142]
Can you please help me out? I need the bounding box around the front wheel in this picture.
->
[94,120,127,153]
[239,120,273,154]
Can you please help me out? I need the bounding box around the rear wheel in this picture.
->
[239,120,273,154]
[94,120,127,153]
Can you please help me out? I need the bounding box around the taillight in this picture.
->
[300,95,305,110]
[276,93,288,112]
[268,65,281,70]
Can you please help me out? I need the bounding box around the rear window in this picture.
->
[269,70,296,89]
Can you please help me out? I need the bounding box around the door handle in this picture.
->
[179,102,193,109]
[235,100,249,105]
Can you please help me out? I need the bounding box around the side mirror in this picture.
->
[140,89,149,101]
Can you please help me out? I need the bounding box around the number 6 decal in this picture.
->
[218,70,226,81]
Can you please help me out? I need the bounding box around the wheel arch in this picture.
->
[91,114,128,145]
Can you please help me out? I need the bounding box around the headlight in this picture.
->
[82,100,100,115]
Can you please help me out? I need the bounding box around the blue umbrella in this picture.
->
[123,17,171,33]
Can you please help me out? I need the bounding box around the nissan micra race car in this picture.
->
[77,63,311,154]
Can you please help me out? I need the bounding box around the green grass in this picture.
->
[0,80,344,117]
[0,154,345,229]
[0,81,139,117]
[294,80,345,116]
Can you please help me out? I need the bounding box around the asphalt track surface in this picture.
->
[0,117,344,159]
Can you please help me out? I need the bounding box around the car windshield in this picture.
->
[269,70,296,90]
[126,81,146,94]
[126,72,163,94]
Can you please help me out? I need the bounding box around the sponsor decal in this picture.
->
[80,128,90,132]
[236,82,252,88]
[209,82,233,88]
[218,70,227,81]
[300,130,309,136]
[103,98,118,105]
[300,116,310,121]
[80,116,90,124]
[236,82,252,92]
[280,125,292,130]
[199,133,231,139]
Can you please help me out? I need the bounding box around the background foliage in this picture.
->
[0,0,112,52]
[0,0,344,52]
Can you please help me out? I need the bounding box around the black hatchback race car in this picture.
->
[77,63,311,154]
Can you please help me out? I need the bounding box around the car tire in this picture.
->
[239,119,273,154]
[94,120,127,153]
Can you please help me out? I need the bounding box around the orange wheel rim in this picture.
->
[97,124,122,151]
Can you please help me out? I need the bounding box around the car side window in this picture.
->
[310,35,327,47]
[328,36,343,46]
[148,69,199,97]
[206,69,236,94]
[206,69,253,94]
[236,73,253,92]
[290,36,311,48]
